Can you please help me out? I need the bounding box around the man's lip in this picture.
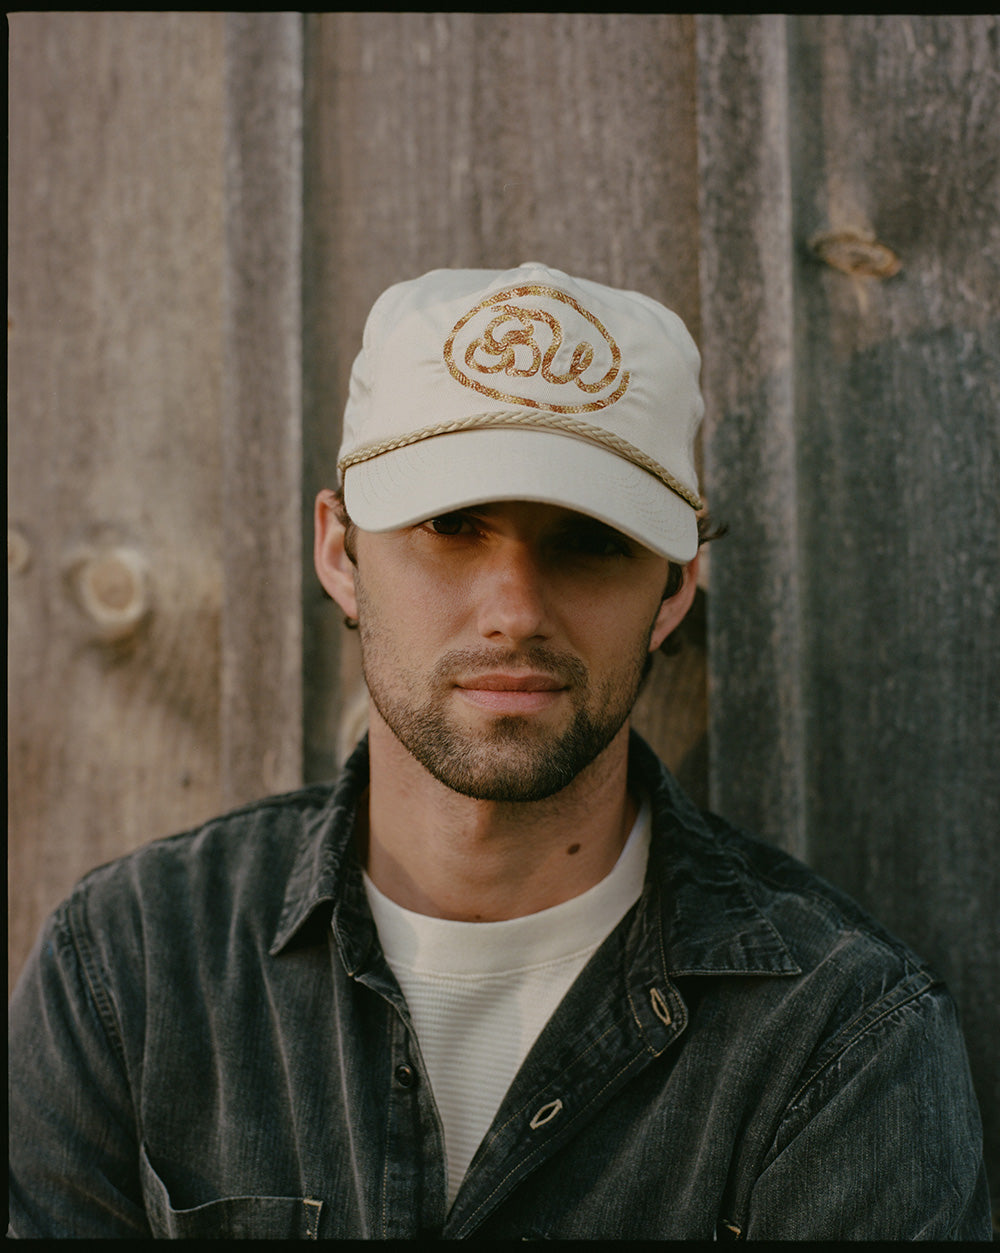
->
[455,673,566,692]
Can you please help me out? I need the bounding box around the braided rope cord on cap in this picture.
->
[338,410,703,511]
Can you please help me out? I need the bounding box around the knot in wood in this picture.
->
[70,546,150,640]
[8,527,31,574]
[810,229,901,280]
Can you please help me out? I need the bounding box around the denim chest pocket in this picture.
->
[139,1144,323,1239]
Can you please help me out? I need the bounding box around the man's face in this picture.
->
[339,501,689,803]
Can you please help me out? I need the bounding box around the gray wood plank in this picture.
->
[698,12,999,1196]
[790,13,1000,1191]
[220,13,305,808]
[696,15,808,855]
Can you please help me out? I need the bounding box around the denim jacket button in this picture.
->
[394,1064,417,1089]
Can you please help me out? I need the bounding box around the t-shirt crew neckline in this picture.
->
[363,794,652,978]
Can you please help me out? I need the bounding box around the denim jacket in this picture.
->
[8,734,992,1240]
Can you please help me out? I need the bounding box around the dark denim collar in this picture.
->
[269,732,800,981]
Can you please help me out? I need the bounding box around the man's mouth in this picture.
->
[454,672,566,713]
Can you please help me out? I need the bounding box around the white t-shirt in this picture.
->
[362,797,651,1206]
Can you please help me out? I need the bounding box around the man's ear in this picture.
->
[648,551,699,652]
[314,489,358,620]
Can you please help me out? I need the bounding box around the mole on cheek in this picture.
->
[566,843,581,855]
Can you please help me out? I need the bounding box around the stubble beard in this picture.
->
[355,586,653,803]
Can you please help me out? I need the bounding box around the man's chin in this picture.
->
[369,681,637,803]
[424,762,579,805]
[408,721,618,804]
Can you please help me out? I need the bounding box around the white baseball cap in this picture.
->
[337,262,704,562]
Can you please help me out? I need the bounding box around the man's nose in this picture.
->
[475,542,552,645]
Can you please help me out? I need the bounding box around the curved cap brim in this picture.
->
[341,426,698,563]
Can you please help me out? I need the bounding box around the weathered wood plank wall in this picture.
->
[7,13,309,995]
[8,9,998,1214]
[221,14,304,805]
[696,15,806,856]
[698,15,999,1198]
[8,11,229,986]
[793,17,999,1174]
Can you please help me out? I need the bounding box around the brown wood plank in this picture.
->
[7,12,228,989]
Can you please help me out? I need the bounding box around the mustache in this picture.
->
[432,645,588,688]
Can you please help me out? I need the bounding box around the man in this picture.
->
[8,263,991,1239]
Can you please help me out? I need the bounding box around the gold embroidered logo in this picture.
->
[444,284,629,413]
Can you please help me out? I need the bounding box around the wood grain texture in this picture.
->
[696,14,807,855]
[698,13,999,1193]
[220,13,304,807]
[790,14,1000,1190]
[7,12,228,988]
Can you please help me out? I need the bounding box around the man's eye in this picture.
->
[558,524,633,558]
[427,513,471,536]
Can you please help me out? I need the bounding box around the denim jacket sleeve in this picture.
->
[8,900,151,1238]
[735,974,991,1241]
